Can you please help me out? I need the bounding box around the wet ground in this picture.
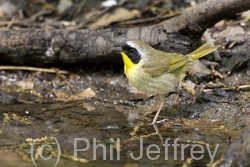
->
[0,64,249,167]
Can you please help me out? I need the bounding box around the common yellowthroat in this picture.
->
[111,40,218,124]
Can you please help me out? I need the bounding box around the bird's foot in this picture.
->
[150,118,169,125]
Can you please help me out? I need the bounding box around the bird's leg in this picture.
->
[153,123,163,143]
[151,95,159,111]
[152,95,165,124]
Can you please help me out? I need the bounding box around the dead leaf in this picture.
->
[16,81,34,90]
[75,87,95,99]
[54,87,95,101]
[57,0,73,14]
[53,90,70,101]
[88,7,140,29]
[213,26,245,42]
[82,102,95,111]
[188,60,212,78]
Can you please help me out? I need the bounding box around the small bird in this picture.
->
[111,40,218,124]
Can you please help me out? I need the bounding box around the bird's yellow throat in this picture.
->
[120,52,135,74]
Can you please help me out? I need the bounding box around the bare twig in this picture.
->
[31,10,54,21]
[0,20,30,27]
[204,84,250,92]
[73,0,86,18]
[6,16,15,29]
[210,65,224,79]
[120,12,179,25]
[0,66,68,74]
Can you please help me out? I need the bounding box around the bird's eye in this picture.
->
[129,48,136,53]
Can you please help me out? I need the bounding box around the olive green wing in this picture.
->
[142,51,188,77]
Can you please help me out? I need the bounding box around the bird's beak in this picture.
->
[111,47,123,52]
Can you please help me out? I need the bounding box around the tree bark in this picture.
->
[164,0,250,37]
[0,0,249,65]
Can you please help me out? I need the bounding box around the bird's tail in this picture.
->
[187,43,219,60]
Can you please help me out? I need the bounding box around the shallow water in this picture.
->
[0,100,229,167]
